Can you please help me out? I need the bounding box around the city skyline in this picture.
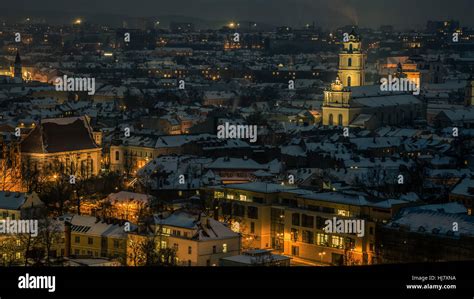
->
[0,2,473,297]
[1,0,474,29]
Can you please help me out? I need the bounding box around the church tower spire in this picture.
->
[14,51,22,81]
[337,28,365,87]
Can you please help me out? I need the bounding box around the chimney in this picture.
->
[64,221,72,258]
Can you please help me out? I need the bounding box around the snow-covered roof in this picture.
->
[154,211,239,241]
[354,94,421,108]
[451,177,474,197]
[224,182,298,193]
[207,157,268,170]
[59,214,131,239]
[387,210,474,238]
[0,192,28,210]
[155,134,213,148]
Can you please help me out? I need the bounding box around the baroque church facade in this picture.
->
[322,30,424,130]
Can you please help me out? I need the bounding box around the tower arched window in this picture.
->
[348,58,352,67]
[347,76,351,87]
[115,151,120,161]
[349,43,353,51]
[328,114,334,126]
[338,114,343,126]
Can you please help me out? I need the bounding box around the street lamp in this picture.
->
[318,251,326,263]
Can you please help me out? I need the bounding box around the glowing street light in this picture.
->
[318,251,326,262]
[74,19,82,25]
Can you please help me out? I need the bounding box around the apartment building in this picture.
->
[58,214,129,261]
[203,182,412,265]
[0,191,44,220]
[127,210,241,266]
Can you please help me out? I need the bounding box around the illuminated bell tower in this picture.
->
[338,29,365,87]
[322,76,353,126]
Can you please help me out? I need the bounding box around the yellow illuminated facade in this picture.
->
[205,184,400,265]
[322,77,358,126]
[338,30,365,87]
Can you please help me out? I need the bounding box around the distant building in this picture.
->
[127,210,241,266]
[204,182,413,265]
[170,22,195,33]
[322,82,423,129]
[377,204,474,263]
[206,157,270,184]
[202,91,237,106]
[59,214,130,261]
[433,108,474,128]
[322,29,423,129]
[449,177,474,215]
[20,116,102,179]
[0,191,44,220]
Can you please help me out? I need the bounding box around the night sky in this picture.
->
[1,0,473,29]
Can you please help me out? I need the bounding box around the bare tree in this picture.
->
[127,230,177,266]
[37,216,63,266]
[351,167,402,201]
[0,236,21,266]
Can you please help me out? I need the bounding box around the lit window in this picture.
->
[337,209,351,217]
[239,195,247,201]
[317,233,329,246]
[331,236,344,248]
[223,244,227,253]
